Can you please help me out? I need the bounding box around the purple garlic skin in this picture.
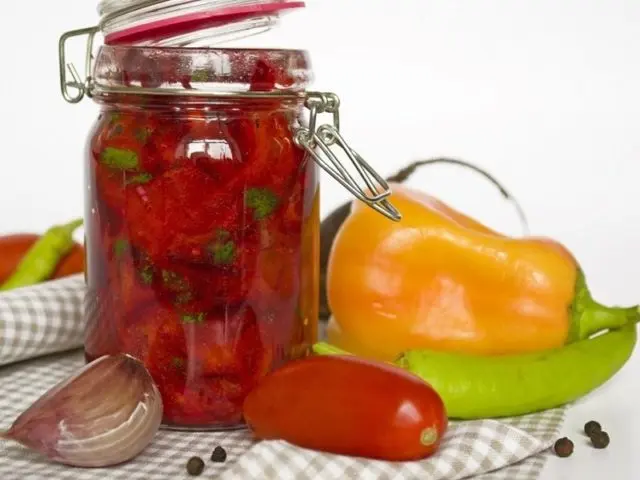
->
[2,354,163,468]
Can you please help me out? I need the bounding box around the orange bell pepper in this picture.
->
[326,183,638,361]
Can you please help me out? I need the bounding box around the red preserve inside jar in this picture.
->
[83,46,320,429]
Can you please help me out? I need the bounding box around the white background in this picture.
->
[1,1,639,478]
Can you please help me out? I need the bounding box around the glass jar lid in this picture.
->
[97,0,305,46]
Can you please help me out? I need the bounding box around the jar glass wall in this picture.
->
[83,46,320,430]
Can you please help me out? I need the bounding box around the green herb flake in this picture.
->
[134,127,153,144]
[216,229,231,241]
[139,265,154,285]
[181,312,206,324]
[113,238,129,258]
[162,270,190,292]
[210,240,236,265]
[175,291,193,305]
[245,187,279,220]
[192,69,209,83]
[125,173,153,186]
[171,357,185,369]
[100,147,139,171]
[109,112,121,124]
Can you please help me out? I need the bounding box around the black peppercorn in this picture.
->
[186,456,205,476]
[584,420,602,437]
[553,437,574,458]
[211,445,228,463]
[591,431,610,449]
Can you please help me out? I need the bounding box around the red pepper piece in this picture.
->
[160,258,252,308]
[188,307,272,413]
[87,225,152,362]
[179,304,267,377]
[139,304,270,427]
[123,164,234,262]
[243,112,303,191]
[115,254,157,320]
[183,319,244,378]
[163,165,242,236]
[191,152,243,187]
[171,350,272,426]
[182,113,249,197]
[180,75,192,89]
[144,314,191,425]
[250,59,277,92]
[162,224,261,307]
[120,49,165,88]
[231,113,268,183]
[175,379,243,427]
[93,113,144,165]
[142,304,187,372]
[93,163,127,222]
[190,117,255,192]
[248,57,296,91]
[226,117,257,161]
[140,116,190,174]
[91,112,154,224]
[244,355,448,462]
[91,168,125,236]
[118,304,172,365]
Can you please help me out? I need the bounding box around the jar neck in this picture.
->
[93,92,305,112]
[91,45,313,101]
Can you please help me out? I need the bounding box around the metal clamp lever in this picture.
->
[59,27,99,104]
[295,92,402,222]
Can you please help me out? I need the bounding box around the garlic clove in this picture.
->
[1,354,163,468]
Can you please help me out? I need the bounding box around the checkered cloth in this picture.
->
[0,277,566,479]
[0,275,84,367]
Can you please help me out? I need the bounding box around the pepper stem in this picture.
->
[312,342,408,370]
[60,218,84,235]
[568,269,640,342]
[311,342,353,357]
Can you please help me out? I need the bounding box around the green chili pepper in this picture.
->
[312,323,637,419]
[0,218,84,292]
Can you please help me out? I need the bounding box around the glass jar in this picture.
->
[59,0,401,431]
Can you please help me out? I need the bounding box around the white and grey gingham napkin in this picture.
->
[0,277,566,479]
[0,274,84,367]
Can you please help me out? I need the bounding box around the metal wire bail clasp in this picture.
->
[294,93,402,222]
[59,27,99,104]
